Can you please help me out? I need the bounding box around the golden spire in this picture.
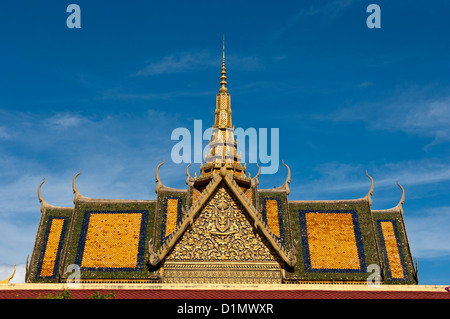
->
[219,36,227,93]
[194,38,250,186]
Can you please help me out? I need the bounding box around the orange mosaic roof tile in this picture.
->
[39,219,66,277]
[305,212,361,270]
[380,221,405,279]
[80,213,142,269]
[265,199,281,238]
[298,210,367,272]
[165,199,179,237]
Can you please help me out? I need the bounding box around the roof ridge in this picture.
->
[149,174,222,266]
[224,174,295,266]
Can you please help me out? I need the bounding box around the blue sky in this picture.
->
[0,0,449,285]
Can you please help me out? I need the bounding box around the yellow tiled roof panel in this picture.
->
[80,213,142,269]
[303,212,361,270]
[380,221,405,279]
[39,219,66,277]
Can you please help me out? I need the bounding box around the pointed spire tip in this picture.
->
[219,36,228,93]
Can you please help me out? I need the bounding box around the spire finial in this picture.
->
[219,36,228,93]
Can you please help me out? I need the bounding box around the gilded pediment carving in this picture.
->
[166,184,279,262]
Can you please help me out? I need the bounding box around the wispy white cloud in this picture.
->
[0,108,192,270]
[407,207,450,259]
[132,50,215,76]
[291,159,450,203]
[0,109,184,202]
[98,89,216,101]
[132,50,264,77]
[269,0,357,43]
[323,88,450,147]
[47,113,87,128]
[0,126,10,140]
[359,81,373,88]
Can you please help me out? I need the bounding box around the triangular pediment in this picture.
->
[165,181,280,262]
[148,171,296,267]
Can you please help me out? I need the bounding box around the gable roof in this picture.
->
[148,167,297,267]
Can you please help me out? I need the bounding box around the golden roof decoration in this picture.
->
[72,169,92,203]
[197,38,250,186]
[155,159,187,193]
[38,178,71,213]
[0,264,15,284]
[365,170,374,206]
[149,170,296,267]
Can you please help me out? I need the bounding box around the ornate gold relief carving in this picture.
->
[166,185,280,262]
[163,185,282,283]
[163,262,282,284]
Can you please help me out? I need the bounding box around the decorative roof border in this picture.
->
[148,166,296,267]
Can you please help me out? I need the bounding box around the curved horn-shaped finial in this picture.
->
[72,169,82,204]
[251,163,261,187]
[365,171,374,206]
[72,169,91,203]
[155,160,165,194]
[38,177,70,211]
[37,178,48,213]
[396,181,405,213]
[282,160,291,195]
[38,178,45,204]
[186,163,195,186]
[0,264,16,284]
[72,169,81,194]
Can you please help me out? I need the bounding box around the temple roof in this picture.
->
[149,167,296,267]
